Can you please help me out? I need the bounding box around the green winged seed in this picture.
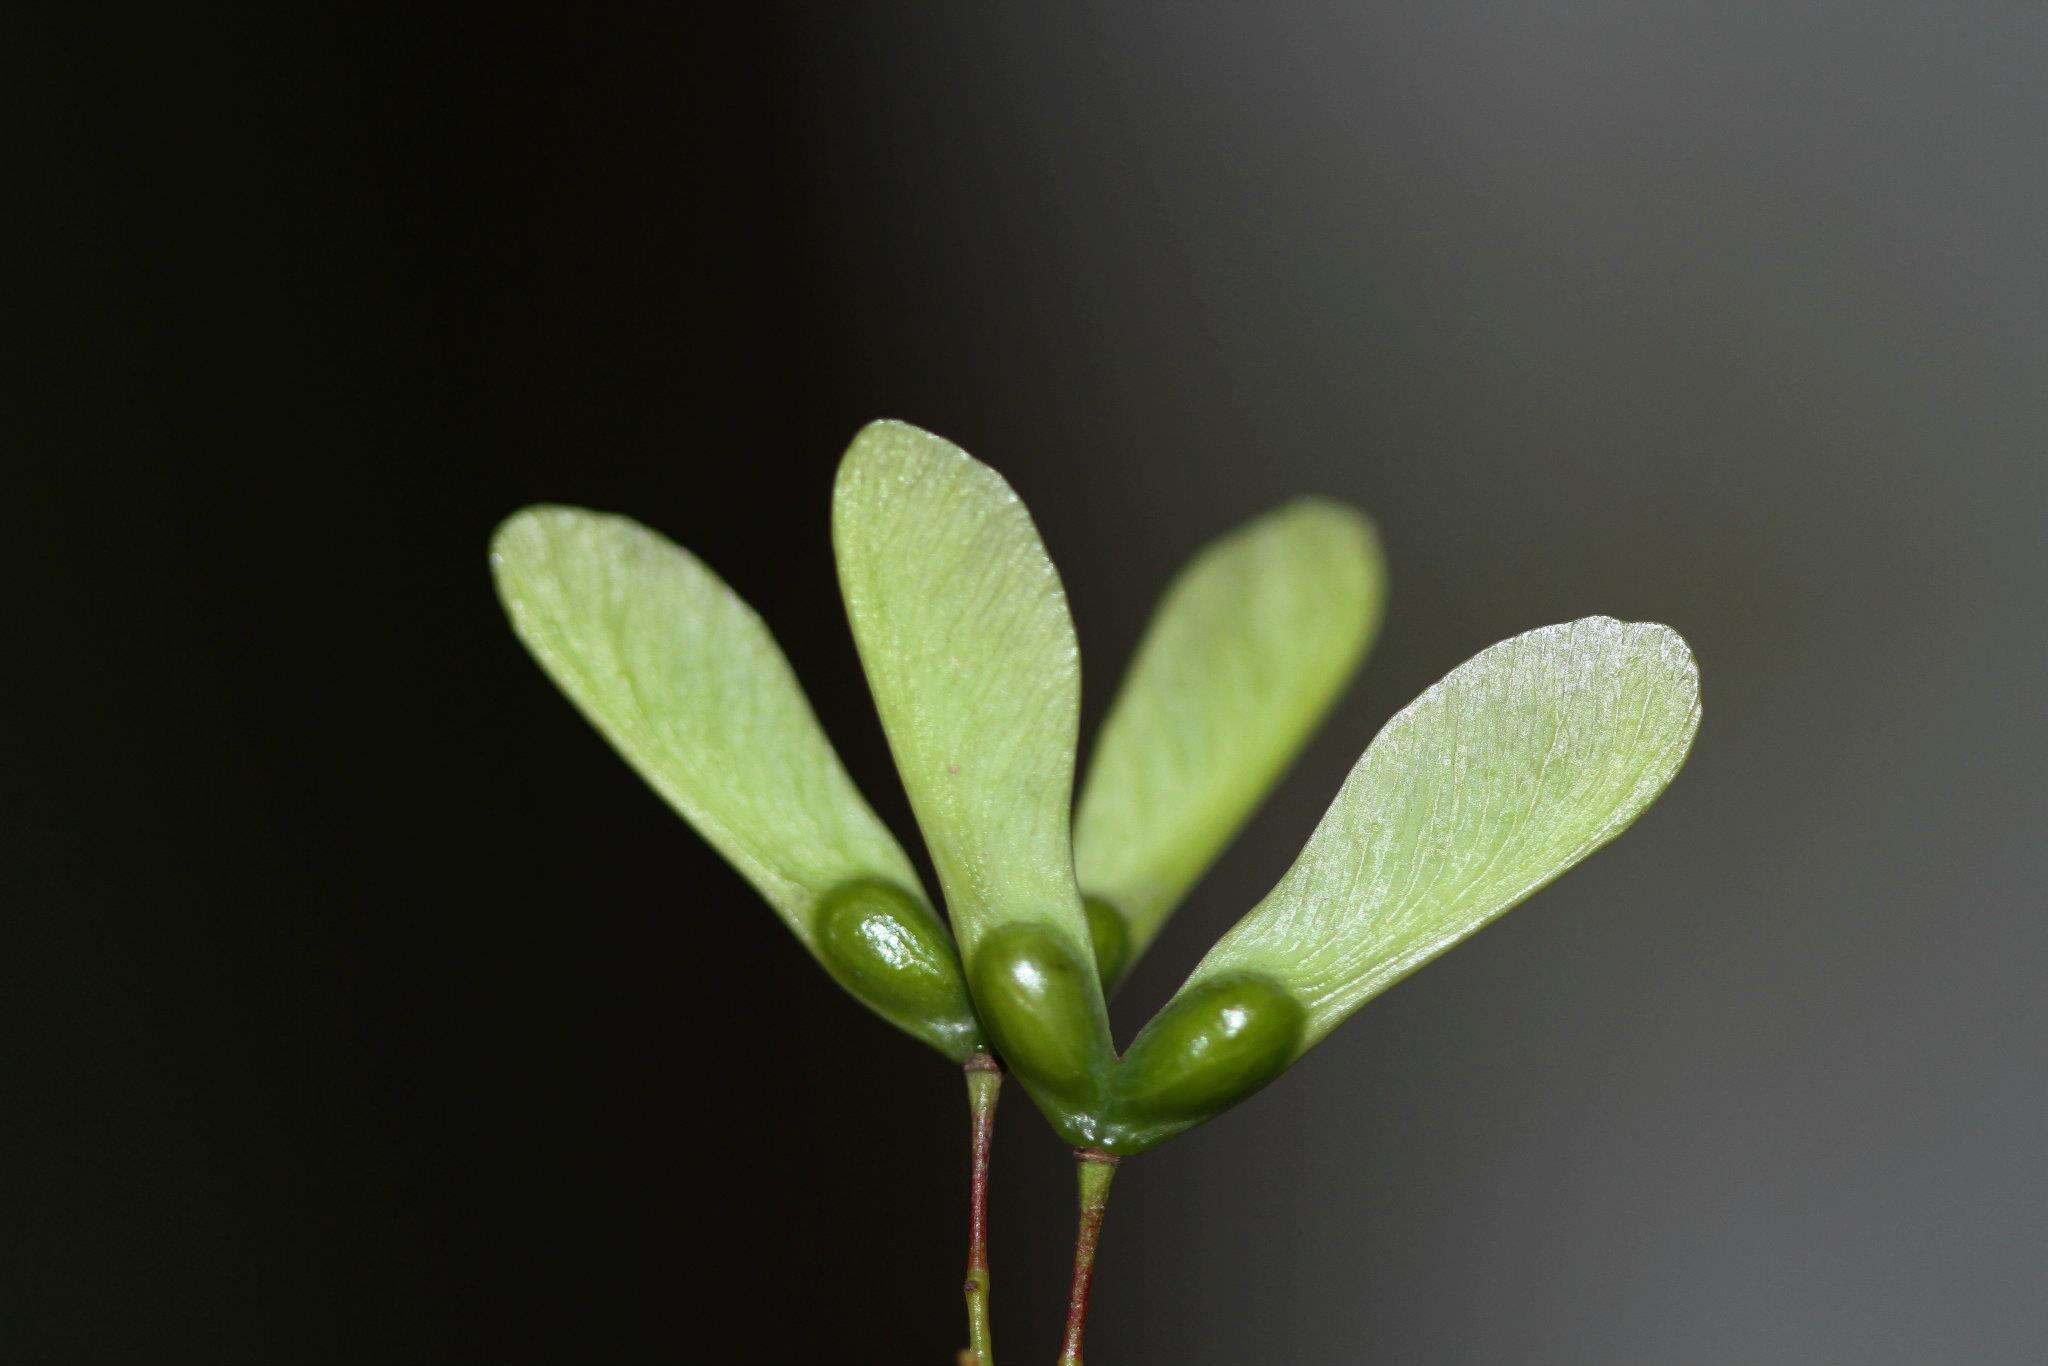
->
[832,420,1102,983]
[968,923,1116,1145]
[1103,974,1303,1154]
[1074,498,1385,991]
[814,881,984,1060]
[1174,616,1701,1067]
[490,506,981,1061]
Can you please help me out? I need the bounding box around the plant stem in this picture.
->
[1057,1148,1120,1366]
[961,1053,1002,1366]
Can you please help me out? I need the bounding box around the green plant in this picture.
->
[491,420,1701,1363]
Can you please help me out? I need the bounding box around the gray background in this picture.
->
[11,2,2045,1361]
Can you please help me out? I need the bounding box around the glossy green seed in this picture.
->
[1112,974,1303,1124]
[813,880,983,1060]
[967,922,1114,1110]
[1083,894,1131,993]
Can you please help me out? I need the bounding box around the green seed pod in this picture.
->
[967,922,1114,1116]
[1105,974,1303,1151]
[1082,894,1131,993]
[813,880,984,1060]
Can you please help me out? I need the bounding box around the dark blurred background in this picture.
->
[9,4,2046,1362]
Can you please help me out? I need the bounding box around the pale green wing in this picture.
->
[1176,616,1700,1055]
[490,505,929,948]
[831,421,1097,976]
[1074,498,1386,986]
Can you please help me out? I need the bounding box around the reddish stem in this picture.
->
[961,1053,1001,1365]
[1057,1148,1120,1366]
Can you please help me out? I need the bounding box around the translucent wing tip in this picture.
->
[842,415,988,470]
[1510,613,1693,652]
[1532,615,1703,750]
[835,422,1034,549]
[1271,493,1376,536]
[490,502,618,568]
[1488,614,1698,698]
[489,503,557,565]
[856,416,938,444]
[1571,613,1699,682]
[1265,494,1387,586]
[839,418,957,475]
[488,505,569,615]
